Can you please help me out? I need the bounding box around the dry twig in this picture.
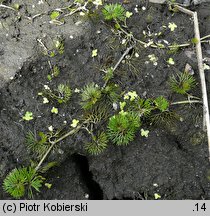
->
[176,5,210,161]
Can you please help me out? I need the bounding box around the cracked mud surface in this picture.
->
[1,0,210,199]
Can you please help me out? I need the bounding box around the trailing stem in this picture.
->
[103,45,134,88]
[0,3,16,11]
[171,100,202,106]
[35,123,84,171]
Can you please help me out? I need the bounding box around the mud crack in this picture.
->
[72,154,103,200]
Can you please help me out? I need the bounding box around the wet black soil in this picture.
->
[1,1,210,200]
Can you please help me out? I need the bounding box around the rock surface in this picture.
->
[0,0,89,87]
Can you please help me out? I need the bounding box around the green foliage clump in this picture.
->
[51,66,60,78]
[56,84,72,103]
[131,98,153,117]
[102,3,126,22]
[149,96,177,126]
[26,131,50,159]
[85,132,108,155]
[107,112,141,145]
[43,84,72,104]
[3,167,43,199]
[150,110,179,126]
[55,40,65,55]
[154,96,169,112]
[169,72,196,94]
[103,67,114,83]
[102,84,121,104]
[83,104,110,124]
[50,11,60,20]
[81,83,101,110]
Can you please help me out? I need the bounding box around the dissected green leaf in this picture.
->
[50,11,60,20]
[23,112,33,121]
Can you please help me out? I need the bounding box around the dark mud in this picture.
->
[0,1,210,199]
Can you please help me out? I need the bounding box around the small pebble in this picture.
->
[85,193,89,199]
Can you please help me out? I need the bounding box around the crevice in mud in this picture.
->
[173,137,189,154]
[72,154,103,200]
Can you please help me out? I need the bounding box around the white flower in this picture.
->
[122,39,126,44]
[93,0,103,6]
[48,125,54,132]
[112,102,118,110]
[74,88,81,93]
[43,97,49,104]
[134,7,139,13]
[44,85,50,90]
[204,63,210,70]
[38,0,44,5]
[148,54,158,65]
[80,12,86,16]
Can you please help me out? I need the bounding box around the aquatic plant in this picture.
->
[3,167,43,199]
[85,132,108,155]
[81,83,101,110]
[102,3,126,22]
[169,72,196,94]
[42,84,72,104]
[107,112,141,145]
[154,96,169,112]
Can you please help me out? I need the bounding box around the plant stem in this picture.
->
[64,2,88,17]
[176,5,210,161]
[201,34,210,41]
[193,12,210,135]
[0,4,16,11]
[171,100,202,105]
[35,123,83,171]
[113,45,134,72]
[103,45,134,88]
